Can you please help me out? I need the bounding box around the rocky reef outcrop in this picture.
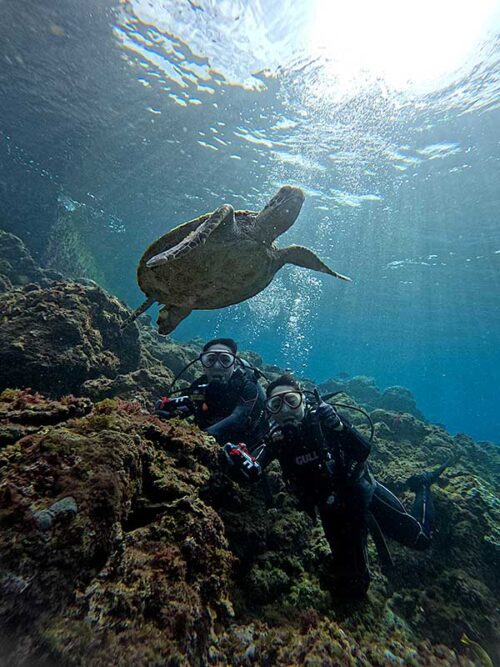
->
[0,230,57,294]
[0,229,498,666]
[319,375,425,420]
[1,387,498,666]
[0,392,233,666]
[0,280,140,396]
[0,232,203,408]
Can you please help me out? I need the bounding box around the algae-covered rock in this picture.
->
[81,366,175,409]
[367,408,499,660]
[0,281,140,395]
[380,385,423,417]
[0,388,92,448]
[0,387,496,666]
[0,394,234,666]
[139,325,202,384]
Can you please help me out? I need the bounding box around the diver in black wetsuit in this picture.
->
[224,374,447,597]
[155,338,267,447]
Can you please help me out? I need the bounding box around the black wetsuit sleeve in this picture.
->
[319,411,371,463]
[205,378,260,443]
[335,416,371,462]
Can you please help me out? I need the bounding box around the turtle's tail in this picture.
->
[121,296,156,331]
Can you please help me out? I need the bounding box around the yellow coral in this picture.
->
[0,388,22,401]
[94,398,119,415]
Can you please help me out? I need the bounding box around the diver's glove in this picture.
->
[317,402,343,431]
[223,442,261,481]
[155,395,194,420]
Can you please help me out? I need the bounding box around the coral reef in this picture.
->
[365,410,499,656]
[1,388,495,666]
[0,391,498,666]
[320,375,425,420]
[0,281,140,396]
[0,394,233,666]
[139,324,202,385]
[0,388,92,448]
[0,249,497,666]
[81,366,175,410]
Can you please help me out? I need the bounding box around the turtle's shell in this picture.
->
[137,210,277,310]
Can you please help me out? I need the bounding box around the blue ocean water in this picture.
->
[0,0,499,442]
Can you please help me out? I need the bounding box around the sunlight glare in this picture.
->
[308,0,499,91]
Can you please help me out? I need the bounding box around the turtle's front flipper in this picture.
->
[146,204,235,268]
[278,245,352,282]
[157,304,192,335]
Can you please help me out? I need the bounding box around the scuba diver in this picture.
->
[155,337,268,447]
[224,374,448,598]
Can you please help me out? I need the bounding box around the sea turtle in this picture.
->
[126,185,351,335]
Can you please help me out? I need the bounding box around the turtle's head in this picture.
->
[254,185,305,243]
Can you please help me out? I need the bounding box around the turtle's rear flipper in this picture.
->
[120,296,156,331]
[157,304,192,335]
[278,245,352,282]
[146,204,235,268]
